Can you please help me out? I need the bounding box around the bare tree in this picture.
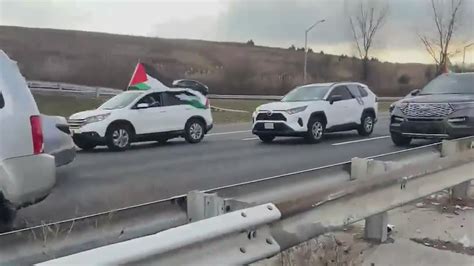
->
[418,0,463,75]
[349,0,389,80]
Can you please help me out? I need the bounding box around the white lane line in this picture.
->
[207,130,251,136]
[242,137,259,141]
[332,135,390,146]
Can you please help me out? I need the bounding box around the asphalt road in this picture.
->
[14,114,434,227]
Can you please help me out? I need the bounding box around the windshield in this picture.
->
[99,91,143,110]
[420,74,474,95]
[281,85,331,102]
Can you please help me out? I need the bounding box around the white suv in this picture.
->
[252,82,378,143]
[0,51,56,230]
[69,88,213,151]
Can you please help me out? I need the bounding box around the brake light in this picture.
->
[205,98,210,109]
[30,115,44,154]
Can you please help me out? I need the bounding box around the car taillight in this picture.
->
[30,115,44,154]
[206,98,210,109]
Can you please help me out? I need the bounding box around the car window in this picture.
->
[99,91,143,110]
[348,85,362,97]
[136,92,162,108]
[281,85,331,102]
[163,91,187,106]
[358,86,369,97]
[420,74,474,95]
[329,86,353,100]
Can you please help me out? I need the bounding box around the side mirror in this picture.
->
[329,95,343,104]
[410,89,420,96]
[136,103,150,109]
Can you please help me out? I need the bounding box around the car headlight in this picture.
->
[85,113,110,124]
[286,106,307,115]
[395,101,409,110]
[450,102,474,111]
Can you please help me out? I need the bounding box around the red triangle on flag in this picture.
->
[128,63,148,87]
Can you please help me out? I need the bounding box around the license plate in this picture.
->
[264,123,274,129]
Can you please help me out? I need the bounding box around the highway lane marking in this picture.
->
[332,136,390,146]
[242,137,259,141]
[207,130,251,136]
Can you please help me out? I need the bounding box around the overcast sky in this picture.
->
[1,0,473,64]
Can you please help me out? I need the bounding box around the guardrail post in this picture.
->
[351,157,398,242]
[95,88,100,99]
[442,138,474,200]
[364,212,388,243]
[187,191,225,222]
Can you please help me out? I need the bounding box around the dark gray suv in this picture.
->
[390,73,474,146]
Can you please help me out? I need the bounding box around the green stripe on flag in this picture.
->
[129,83,151,90]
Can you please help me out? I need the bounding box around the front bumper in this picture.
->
[73,131,105,145]
[390,109,474,139]
[0,154,56,208]
[252,111,308,136]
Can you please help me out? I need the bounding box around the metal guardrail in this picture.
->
[27,81,402,102]
[2,137,471,265]
[37,137,474,265]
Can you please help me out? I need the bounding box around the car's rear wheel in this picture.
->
[391,132,412,146]
[106,124,132,151]
[74,140,97,151]
[358,113,375,136]
[184,119,205,144]
[306,117,325,143]
[258,135,275,143]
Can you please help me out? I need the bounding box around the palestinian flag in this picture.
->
[127,62,168,91]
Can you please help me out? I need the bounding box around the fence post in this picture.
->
[187,191,225,223]
[351,158,396,242]
[442,139,472,200]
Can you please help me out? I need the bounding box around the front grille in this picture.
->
[256,112,287,121]
[68,119,86,129]
[402,103,454,118]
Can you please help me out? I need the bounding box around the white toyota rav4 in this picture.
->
[252,82,378,143]
[69,88,213,151]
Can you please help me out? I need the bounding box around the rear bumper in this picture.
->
[51,147,76,167]
[0,154,56,208]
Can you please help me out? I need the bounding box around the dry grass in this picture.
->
[1,26,434,97]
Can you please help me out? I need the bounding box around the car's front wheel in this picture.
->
[106,124,132,151]
[358,113,375,136]
[391,132,412,146]
[306,117,325,143]
[184,119,205,144]
[258,135,275,143]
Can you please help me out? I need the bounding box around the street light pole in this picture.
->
[462,43,474,73]
[304,19,326,83]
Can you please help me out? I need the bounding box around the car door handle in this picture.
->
[159,111,166,113]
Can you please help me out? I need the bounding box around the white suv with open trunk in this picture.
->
[252,82,378,143]
[69,88,213,151]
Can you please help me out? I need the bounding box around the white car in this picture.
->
[69,88,213,151]
[0,51,56,230]
[252,82,378,143]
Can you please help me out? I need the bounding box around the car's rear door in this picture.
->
[347,84,367,124]
[325,86,356,126]
[161,91,192,131]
